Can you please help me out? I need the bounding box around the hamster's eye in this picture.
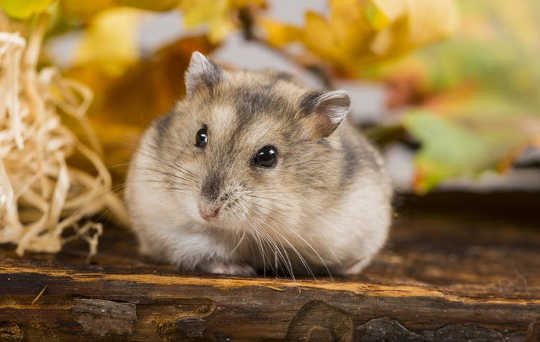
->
[195,125,208,148]
[252,145,278,168]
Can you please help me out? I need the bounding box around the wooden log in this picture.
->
[0,193,539,341]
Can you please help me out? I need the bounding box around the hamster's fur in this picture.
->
[125,52,392,277]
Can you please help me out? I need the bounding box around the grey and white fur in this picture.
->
[125,51,392,277]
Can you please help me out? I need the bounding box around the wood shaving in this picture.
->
[0,14,128,257]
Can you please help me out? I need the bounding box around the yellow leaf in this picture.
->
[366,0,406,30]
[208,14,235,43]
[73,7,141,77]
[407,0,459,46]
[118,0,179,11]
[303,11,338,62]
[262,0,459,76]
[231,0,264,7]
[181,0,223,27]
[329,0,370,40]
[0,0,55,19]
[60,0,178,21]
[60,0,115,20]
[179,0,264,43]
[259,19,300,47]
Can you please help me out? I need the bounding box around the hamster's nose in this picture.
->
[199,203,221,221]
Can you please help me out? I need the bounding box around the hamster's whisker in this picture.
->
[167,187,192,193]
[133,166,193,182]
[246,189,303,198]
[269,231,294,279]
[172,161,197,178]
[274,210,333,279]
[243,218,273,275]
[230,229,246,255]
[260,216,314,279]
[284,224,333,279]
[274,226,316,279]
[234,200,272,275]
[244,194,277,202]
[248,201,331,279]
[128,180,194,196]
[262,227,295,279]
[161,166,198,183]
[250,227,268,275]
[135,149,198,181]
[133,167,198,186]
[250,206,313,279]
[249,216,292,278]
[246,206,296,279]
[134,178,193,190]
[168,162,197,179]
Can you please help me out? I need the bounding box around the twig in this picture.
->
[31,285,48,305]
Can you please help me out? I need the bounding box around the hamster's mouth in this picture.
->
[196,196,252,231]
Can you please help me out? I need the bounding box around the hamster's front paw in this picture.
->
[203,261,256,276]
[338,258,371,276]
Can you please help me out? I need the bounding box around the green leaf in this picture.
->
[0,0,55,19]
[404,106,536,193]
[367,0,540,192]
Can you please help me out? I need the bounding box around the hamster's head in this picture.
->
[155,52,351,233]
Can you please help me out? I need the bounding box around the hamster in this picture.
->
[125,51,392,277]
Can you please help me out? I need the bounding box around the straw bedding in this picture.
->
[0,15,128,257]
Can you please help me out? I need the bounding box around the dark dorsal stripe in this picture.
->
[232,85,293,130]
[340,133,359,188]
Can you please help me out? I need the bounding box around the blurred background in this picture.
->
[4,0,540,195]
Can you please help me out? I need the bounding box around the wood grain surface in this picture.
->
[1,192,539,341]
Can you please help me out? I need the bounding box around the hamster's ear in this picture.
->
[298,90,351,139]
[185,51,223,97]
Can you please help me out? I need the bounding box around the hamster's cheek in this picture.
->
[176,191,204,224]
